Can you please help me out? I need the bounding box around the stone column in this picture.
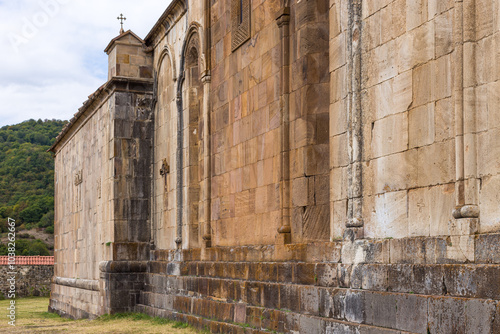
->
[175,90,183,249]
[453,0,465,217]
[201,73,212,247]
[345,0,364,240]
[453,0,480,221]
[276,7,291,244]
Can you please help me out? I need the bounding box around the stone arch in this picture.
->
[156,44,177,82]
[154,45,177,250]
[184,22,206,74]
[181,27,204,249]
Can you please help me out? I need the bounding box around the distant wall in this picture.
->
[0,265,53,298]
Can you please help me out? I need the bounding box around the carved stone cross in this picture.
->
[160,159,170,176]
[117,13,126,34]
[160,159,170,208]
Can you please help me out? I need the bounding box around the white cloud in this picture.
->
[0,0,172,127]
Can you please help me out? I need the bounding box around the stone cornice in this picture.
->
[275,7,291,27]
[53,277,99,291]
[49,77,153,154]
[144,0,187,46]
[99,261,148,273]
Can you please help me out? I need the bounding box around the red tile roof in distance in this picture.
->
[0,256,54,265]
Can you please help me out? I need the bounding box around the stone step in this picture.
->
[138,281,500,333]
[149,242,342,264]
[145,262,500,301]
[147,234,500,265]
[135,301,409,334]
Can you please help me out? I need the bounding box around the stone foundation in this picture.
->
[128,234,500,333]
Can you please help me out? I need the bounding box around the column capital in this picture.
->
[275,7,290,27]
[201,71,211,83]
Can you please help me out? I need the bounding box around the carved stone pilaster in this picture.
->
[346,0,364,235]
[201,72,212,247]
[275,6,291,244]
[452,0,480,223]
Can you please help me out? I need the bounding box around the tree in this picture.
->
[0,119,66,234]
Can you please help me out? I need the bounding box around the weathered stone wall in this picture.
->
[137,244,500,333]
[151,8,188,251]
[473,0,500,233]
[53,91,113,282]
[207,0,285,247]
[49,0,500,332]
[49,281,100,319]
[361,0,458,239]
[288,0,331,243]
[50,31,154,318]
[52,90,116,318]
[0,265,53,298]
[330,0,500,241]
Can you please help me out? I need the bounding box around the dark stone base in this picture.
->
[48,234,500,333]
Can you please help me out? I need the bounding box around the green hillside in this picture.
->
[0,119,66,255]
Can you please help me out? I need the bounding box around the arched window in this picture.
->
[182,34,203,249]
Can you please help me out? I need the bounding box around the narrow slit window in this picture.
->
[231,0,250,51]
[239,0,243,24]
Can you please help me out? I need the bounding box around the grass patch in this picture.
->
[40,311,67,320]
[153,316,173,325]
[0,297,201,333]
[98,312,161,322]
[173,321,190,329]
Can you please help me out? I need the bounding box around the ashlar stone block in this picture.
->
[478,127,500,177]
[406,0,428,31]
[417,139,455,187]
[329,32,346,71]
[412,62,433,108]
[371,112,408,158]
[409,103,435,148]
[427,0,453,18]
[445,236,475,262]
[395,294,428,333]
[428,297,466,333]
[476,0,495,40]
[448,218,479,236]
[408,184,455,237]
[397,21,435,73]
[366,39,398,87]
[465,299,498,333]
[435,97,454,142]
[434,9,453,58]
[391,0,407,39]
[478,174,500,233]
[329,2,341,38]
[362,10,381,52]
[331,199,347,240]
[364,190,408,239]
[329,99,347,137]
[433,54,452,101]
[392,70,413,115]
[330,133,349,167]
[367,149,418,195]
[362,0,389,20]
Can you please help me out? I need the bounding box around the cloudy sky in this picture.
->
[0,0,172,127]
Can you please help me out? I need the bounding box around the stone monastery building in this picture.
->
[49,0,500,332]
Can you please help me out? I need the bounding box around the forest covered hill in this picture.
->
[0,119,67,255]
